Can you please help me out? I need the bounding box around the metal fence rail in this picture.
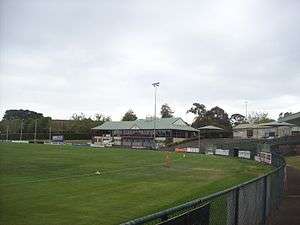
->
[121,153,286,225]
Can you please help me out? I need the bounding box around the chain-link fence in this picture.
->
[0,132,91,141]
[121,153,285,225]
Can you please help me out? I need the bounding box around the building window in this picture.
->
[269,132,275,137]
[247,129,253,138]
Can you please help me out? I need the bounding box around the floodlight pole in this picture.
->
[198,129,201,152]
[154,86,157,138]
[6,125,9,141]
[20,120,23,141]
[49,118,52,142]
[49,126,52,142]
[245,101,248,121]
[152,82,159,148]
[34,119,37,143]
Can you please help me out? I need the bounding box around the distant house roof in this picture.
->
[92,117,198,132]
[259,121,295,127]
[233,121,295,130]
[233,123,265,130]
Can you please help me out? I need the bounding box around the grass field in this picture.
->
[0,143,271,225]
[286,155,300,170]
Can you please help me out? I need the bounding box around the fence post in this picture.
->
[262,176,267,225]
[234,187,239,225]
[160,214,168,222]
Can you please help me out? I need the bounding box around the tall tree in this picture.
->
[187,104,232,131]
[230,113,246,126]
[3,109,43,120]
[205,106,232,131]
[186,103,206,118]
[94,113,111,122]
[122,110,137,121]
[248,112,274,124]
[71,113,87,121]
[160,104,174,118]
[187,103,207,128]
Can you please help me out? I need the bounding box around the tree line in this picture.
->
[0,107,291,140]
[118,103,287,133]
[0,110,111,140]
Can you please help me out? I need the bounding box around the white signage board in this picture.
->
[256,152,272,164]
[11,140,29,144]
[52,135,64,142]
[238,151,251,159]
[206,151,214,155]
[215,149,230,156]
[187,147,200,153]
[254,155,261,162]
[90,143,105,148]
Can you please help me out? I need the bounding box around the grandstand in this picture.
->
[91,117,198,148]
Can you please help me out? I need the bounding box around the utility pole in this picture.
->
[34,119,37,143]
[152,82,160,148]
[20,120,23,141]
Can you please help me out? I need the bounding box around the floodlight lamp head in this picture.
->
[152,82,160,87]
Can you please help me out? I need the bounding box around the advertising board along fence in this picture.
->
[215,149,230,156]
[11,140,30,144]
[121,152,286,225]
[175,147,199,153]
[187,147,200,153]
[255,152,272,165]
[238,150,251,159]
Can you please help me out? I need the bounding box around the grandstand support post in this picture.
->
[34,119,37,143]
[152,82,159,148]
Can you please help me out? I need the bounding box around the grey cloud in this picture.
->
[0,0,300,121]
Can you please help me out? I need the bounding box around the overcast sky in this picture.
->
[1,0,300,122]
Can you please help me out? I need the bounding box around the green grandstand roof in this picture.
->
[92,117,198,132]
[278,112,300,123]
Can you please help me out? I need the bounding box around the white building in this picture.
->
[233,122,294,139]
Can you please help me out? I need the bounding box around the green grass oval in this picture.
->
[0,143,271,225]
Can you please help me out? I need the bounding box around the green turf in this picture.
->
[0,143,271,225]
[285,155,300,170]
